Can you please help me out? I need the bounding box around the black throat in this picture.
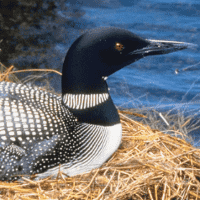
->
[64,96,120,126]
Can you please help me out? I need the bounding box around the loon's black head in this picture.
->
[62,27,194,95]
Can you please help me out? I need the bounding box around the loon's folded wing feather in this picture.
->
[0,81,77,180]
[0,134,64,180]
[0,81,75,146]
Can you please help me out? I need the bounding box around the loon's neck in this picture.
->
[62,76,120,126]
[62,51,120,126]
[63,95,120,126]
[62,89,120,126]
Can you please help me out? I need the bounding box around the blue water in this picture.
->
[55,0,200,143]
[71,0,200,112]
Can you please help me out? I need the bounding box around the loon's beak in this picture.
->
[130,39,197,56]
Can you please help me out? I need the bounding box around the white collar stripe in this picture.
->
[63,93,109,110]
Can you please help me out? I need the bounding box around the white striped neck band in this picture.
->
[63,93,109,110]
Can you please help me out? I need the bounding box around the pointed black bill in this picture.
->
[129,39,197,57]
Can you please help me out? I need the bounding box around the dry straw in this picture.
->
[0,63,200,200]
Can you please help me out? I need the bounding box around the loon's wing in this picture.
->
[0,81,77,180]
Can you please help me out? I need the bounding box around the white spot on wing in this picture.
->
[1,136,7,140]
[0,130,6,135]
[10,137,16,141]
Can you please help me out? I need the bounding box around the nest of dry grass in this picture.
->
[0,63,200,200]
[0,112,199,199]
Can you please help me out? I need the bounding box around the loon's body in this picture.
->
[0,27,193,181]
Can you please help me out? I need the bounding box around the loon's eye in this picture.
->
[115,42,124,52]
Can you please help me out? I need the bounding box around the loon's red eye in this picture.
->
[115,42,124,51]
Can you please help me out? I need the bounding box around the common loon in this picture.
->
[0,27,193,181]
